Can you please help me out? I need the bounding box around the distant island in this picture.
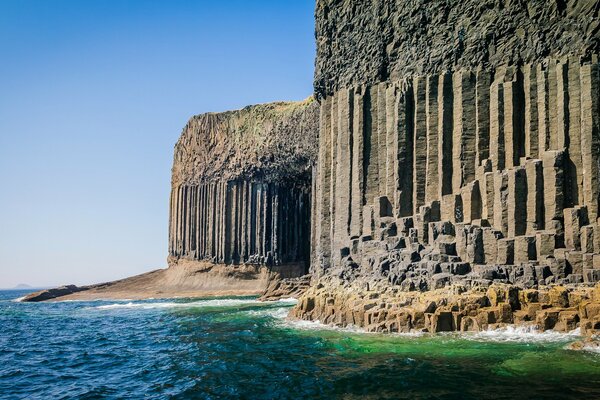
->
[12,284,33,289]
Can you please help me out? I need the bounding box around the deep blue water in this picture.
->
[2,289,600,399]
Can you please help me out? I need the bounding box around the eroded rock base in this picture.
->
[259,275,311,301]
[291,280,600,335]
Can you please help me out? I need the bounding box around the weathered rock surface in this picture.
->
[293,0,600,334]
[259,275,311,301]
[292,279,600,335]
[314,0,600,99]
[172,99,318,185]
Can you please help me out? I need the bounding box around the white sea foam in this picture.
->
[581,344,600,354]
[467,325,581,343]
[272,313,580,341]
[246,307,292,319]
[12,296,26,302]
[283,318,369,333]
[92,297,297,311]
[281,319,429,336]
[274,298,299,304]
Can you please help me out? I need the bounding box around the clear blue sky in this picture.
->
[0,0,315,288]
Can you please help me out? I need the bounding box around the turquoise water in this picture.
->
[2,290,600,399]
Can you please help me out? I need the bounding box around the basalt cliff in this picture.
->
[168,99,319,291]
[289,0,600,335]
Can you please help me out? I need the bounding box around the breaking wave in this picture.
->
[467,325,581,343]
[92,297,297,310]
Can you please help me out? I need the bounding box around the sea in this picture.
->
[2,289,600,399]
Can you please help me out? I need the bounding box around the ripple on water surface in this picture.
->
[1,289,600,399]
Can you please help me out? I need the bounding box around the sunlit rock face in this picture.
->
[295,0,600,333]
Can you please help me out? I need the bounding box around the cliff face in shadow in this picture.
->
[169,99,318,271]
[292,0,600,335]
[314,0,599,99]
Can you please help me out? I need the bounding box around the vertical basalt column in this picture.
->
[229,182,238,262]
[172,187,177,256]
[193,186,198,256]
[543,150,566,230]
[168,188,174,255]
[385,85,398,201]
[580,63,600,221]
[206,182,217,259]
[200,184,207,259]
[493,170,509,236]
[334,88,353,248]
[264,184,271,258]
[194,184,199,258]
[214,183,220,261]
[190,185,196,257]
[316,97,333,269]
[396,83,414,217]
[221,182,228,262]
[272,186,279,263]
[475,69,491,168]
[425,75,439,204]
[490,68,506,170]
[172,186,178,256]
[438,73,453,197]
[278,188,286,261]
[205,183,210,258]
[193,186,198,257]
[178,186,184,256]
[255,183,262,259]
[567,57,583,208]
[482,172,495,221]
[537,63,551,155]
[525,159,545,234]
[503,67,525,168]
[184,185,189,256]
[548,60,560,150]
[187,186,192,255]
[452,70,477,191]
[183,186,189,256]
[524,64,539,158]
[237,181,243,260]
[413,76,427,213]
[365,86,380,206]
[556,60,569,150]
[329,93,338,248]
[351,87,365,238]
[198,184,204,258]
[250,182,257,257]
[240,181,247,260]
[262,183,268,258]
[377,83,388,196]
[311,167,318,266]
[507,166,527,237]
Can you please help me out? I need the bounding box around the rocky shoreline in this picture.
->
[290,279,600,336]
